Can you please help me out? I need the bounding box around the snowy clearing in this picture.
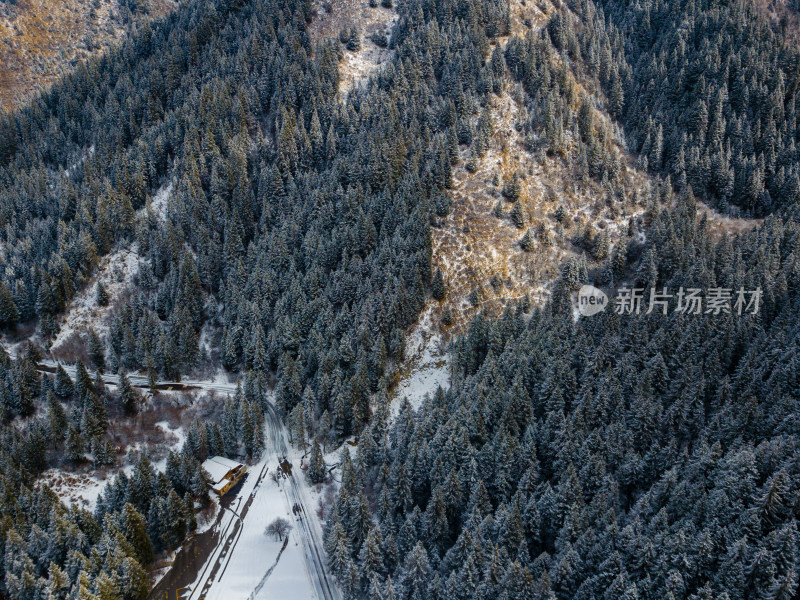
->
[39,421,187,512]
[50,245,141,355]
[202,469,317,600]
[50,179,174,357]
[309,0,398,96]
[145,180,174,221]
[391,306,450,414]
[38,469,107,511]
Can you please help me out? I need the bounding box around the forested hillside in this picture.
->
[0,347,224,599]
[319,0,800,598]
[0,0,800,596]
[556,0,800,216]
[330,197,800,600]
[0,0,509,594]
[0,0,508,435]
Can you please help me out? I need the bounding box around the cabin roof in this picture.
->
[201,456,244,483]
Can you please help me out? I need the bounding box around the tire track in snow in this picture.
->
[247,536,289,600]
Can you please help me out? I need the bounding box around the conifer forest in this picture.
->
[0,0,799,597]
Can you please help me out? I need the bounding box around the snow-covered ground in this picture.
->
[338,14,397,96]
[156,420,186,447]
[50,245,141,353]
[38,469,107,511]
[185,459,265,600]
[39,421,187,512]
[391,307,450,414]
[308,0,398,97]
[146,180,174,220]
[149,421,187,472]
[202,469,317,600]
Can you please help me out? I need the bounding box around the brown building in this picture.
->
[201,456,247,496]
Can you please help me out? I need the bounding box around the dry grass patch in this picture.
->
[308,0,397,96]
[0,0,177,109]
[699,203,762,240]
[430,88,649,331]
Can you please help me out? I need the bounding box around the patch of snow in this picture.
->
[51,245,142,352]
[156,421,187,450]
[697,203,761,239]
[63,144,94,178]
[308,0,398,97]
[150,565,172,589]
[58,421,187,509]
[116,421,186,476]
[146,180,174,221]
[151,542,188,589]
[148,421,187,472]
[210,370,235,385]
[199,325,214,356]
[391,306,450,415]
[38,468,107,512]
[195,500,220,535]
[339,18,397,96]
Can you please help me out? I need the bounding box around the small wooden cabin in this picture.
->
[201,456,247,496]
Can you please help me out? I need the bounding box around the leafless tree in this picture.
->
[265,517,292,541]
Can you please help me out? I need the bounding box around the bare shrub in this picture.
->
[50,331,89,364]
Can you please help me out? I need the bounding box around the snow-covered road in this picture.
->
[37,359,241,395]
[264,404,341,600]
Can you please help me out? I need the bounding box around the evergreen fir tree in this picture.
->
[88,329,105,373]
[118,372,140,415]
[308,439,327,484]
[96,282,109,307]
